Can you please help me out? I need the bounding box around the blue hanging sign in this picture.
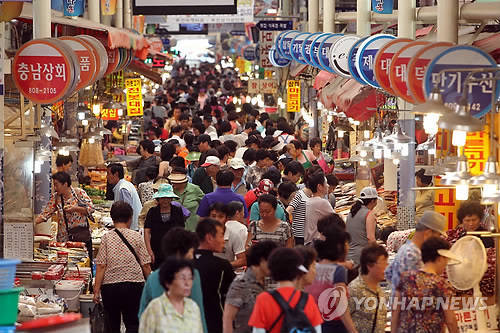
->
[63,0,84,16]
[243,45,257,61]
[348,36,370,85]
[275,31,289,57]
[291,32,311,65]
[372,0,394,14]
[301,32,322,66]
[318,34,344,74]
[269,47,291,67]
[310,33,334,71]
[355,34,395,88]
[280,30,301,60]
[424,45,500,118]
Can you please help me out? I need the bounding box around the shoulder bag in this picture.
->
[60,193,91,242]
[113,228,147,279]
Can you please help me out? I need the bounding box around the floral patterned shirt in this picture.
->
[348,276,387,333]
[138,180,154,204]
[396,270,453,333]
[39,187,95,242]
[385,240,422,294]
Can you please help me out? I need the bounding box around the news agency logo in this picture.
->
[317,285,349,320]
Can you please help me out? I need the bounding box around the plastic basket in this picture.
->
[0,287,23,326]
[0,259,20,290]
[0,326,15,333]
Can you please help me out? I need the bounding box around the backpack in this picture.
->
[268,289,316,333]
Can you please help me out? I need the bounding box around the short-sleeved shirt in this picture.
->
[348,276,387,333]
[385,240,423,294]
[215,220,248,262]
[95,228,151,284]
[197,188,248,218]
[248,220,292,247]
[139,293,203,333]
[396,270,453,333]
[304,196,334,245]
[248,287,323,333]
[289,190,309,238]
[225,268,265,333]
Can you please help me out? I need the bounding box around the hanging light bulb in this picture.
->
[360,160,367,166]
[88,137,95,144]
[393,158,400,165]
[360,150,368,158]
[423,113,440,135]
[251,97,258,105]
[92,104,101,117]
[374,149,382,159]
[400,143,409,157]
[118,109,124,117]
[452,130,467,147]
[82,119,89,126]
[428,148,436,155]
[363,130,370,139]
[456,183,469,201]
[482,183,498,199]
[78,112,86,120]
[338,130,345,138]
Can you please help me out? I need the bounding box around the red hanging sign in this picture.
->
[101,109,119,120]
[59,36,97,91]
[373,38,412,95]
[13,39,74,104]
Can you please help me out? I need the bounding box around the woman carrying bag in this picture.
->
[94,201,152,333]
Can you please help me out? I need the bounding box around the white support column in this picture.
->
[356,0,371,36]
[115,0,124,28]
[33,0,51,39]
[398,0,415,39]
[124,0,132,29]
[88,0,100,23]
[437,0,458,43]
[281,0,291,17]
[323,0,335,33]
[308,0,319,32]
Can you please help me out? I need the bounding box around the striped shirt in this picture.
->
[248,220,292,247]
[289,190,309,238]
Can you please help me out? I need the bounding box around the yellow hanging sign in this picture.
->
[287,80,301,112]
[125,78,143,117]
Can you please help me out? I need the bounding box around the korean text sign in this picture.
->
[287,80,301,112]
[126,78,143,116]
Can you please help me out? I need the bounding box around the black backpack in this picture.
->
[268,289,316,333]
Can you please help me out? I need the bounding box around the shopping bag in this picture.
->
[90,302,107,333]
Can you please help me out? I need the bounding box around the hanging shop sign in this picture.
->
[290,32,311,65]
[259,30,275,68]
[242,45,257,61]
[464,130,489,176]
[329,35,361,78]
[257,20,293,31]
[268,46,291,67]
[125,78,143,116]
[310,33,334,70]
[63,0,84,16]
[373,38,412,95]
[371,0,393,14]
[280,30,301,60]
[13,39,79,104]
[248,79,278,94]
[104,47,120,76]
[101,109,120,120]
[101,0,117,15]
[274,30,289,57]
[287,80,301,112]
[248,79,260,94]
[59,36,97,91]
[318,33,344,73]
[388,41,429,103]
[355,34,396,88]
[348,36,370,85]
[423,45,500,118]
[78,35,108,81]
[407,42,454,104]
[301,32,322,66]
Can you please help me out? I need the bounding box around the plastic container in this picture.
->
[55,281,84,312]
[0,326,16,333]
[0,287,24,325]
[0,259,21,290]
[79,294,95,318]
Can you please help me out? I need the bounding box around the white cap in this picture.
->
[229,158,245,169]
[359,187,380,200]
[201,156,221,167]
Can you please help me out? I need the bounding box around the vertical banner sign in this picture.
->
[125,78,143,116]
[63,0,84,16]
[464,130,489,176]
[372,0,393,14]
[101,0,117,15]
[133,15,145,34]
[260,31,274,68]
[287,80,301,112]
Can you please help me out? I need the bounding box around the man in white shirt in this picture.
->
[217,201,248,269]
[305,172,333,245]
[167,125,186,147]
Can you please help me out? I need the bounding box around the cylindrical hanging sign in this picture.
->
[389,41,430,103]
[280,30,301,60]
[101,0,117,15]
[13,39,76,104]
[269,47,291,67]
[301,32,322,66]
[373,38,413,94]
[424,45,500,118]
[275,31,289,57]
[318,33,344,73]
[59,36,97,90]
[348,36,370,85]
[310,33,334,71]
[407,42,453,104]
[372,0,393,14]
[63,0,85,16]
[290,32,311,65]
[78,35,109,81]
[355,34,396,88]
[242,45,257,61]
[104,47,120,76]
[329,35,361,78]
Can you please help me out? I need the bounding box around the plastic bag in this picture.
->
[90,302,107,333]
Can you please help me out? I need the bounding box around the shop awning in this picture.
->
[18,3,147,50]
[314,71,337,90]
[128,60,163,84]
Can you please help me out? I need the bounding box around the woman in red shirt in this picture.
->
[248,247,323,333]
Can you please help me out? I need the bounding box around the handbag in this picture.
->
[60,193,91,242]
[113,228,147,279]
